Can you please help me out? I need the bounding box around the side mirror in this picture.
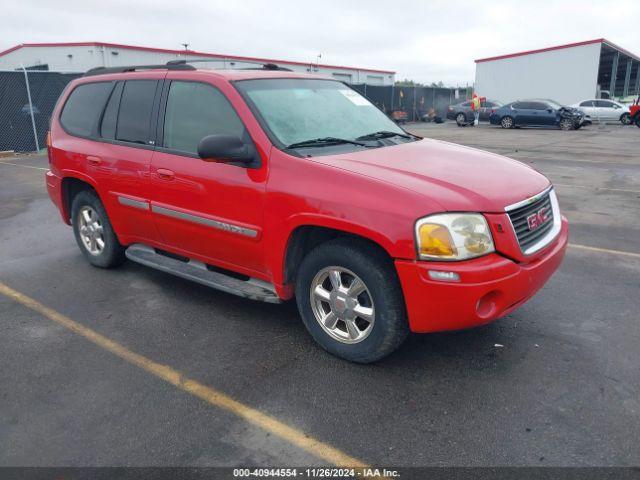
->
[197,134,258,166]
[547,108,553,113]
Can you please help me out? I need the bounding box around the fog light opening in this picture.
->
[476,290,501,319]
[428,270,460,282]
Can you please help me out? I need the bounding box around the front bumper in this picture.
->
[395,216,569,333]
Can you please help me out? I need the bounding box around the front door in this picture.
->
[595,100,618,121]
[532,102,557,126]
[149,78,268,277]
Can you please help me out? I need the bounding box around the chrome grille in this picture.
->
[507,190,554,252]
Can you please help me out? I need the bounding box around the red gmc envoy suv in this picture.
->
[46,62,568,363]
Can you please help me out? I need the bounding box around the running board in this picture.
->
[125,244,281,304]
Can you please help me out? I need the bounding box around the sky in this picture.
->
[2,0,640,86]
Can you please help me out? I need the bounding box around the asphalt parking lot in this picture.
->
[0,122,639,468]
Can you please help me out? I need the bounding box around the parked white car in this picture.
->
[572,99,631,125]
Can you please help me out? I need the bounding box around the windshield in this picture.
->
[544,99,565,109]
[235,79,406,148]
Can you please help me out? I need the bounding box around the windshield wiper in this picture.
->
[285,137,366,149]
[356,130,414,141]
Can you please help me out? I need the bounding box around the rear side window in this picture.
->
[162,81,246,154]
[100,82,123,140]
[116,80,158,144]
[60,82,113,137]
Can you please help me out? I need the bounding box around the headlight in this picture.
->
[415,213,495,261]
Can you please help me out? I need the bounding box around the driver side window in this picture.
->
[163,81,246,155]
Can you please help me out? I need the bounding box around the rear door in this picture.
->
[579,100,595,118]
[512,101,535,125]
[148,77,268,276]
[57,75,162,244]
[94,77,162,243]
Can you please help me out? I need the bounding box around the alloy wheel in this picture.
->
[78,206,105,256]
[309,266,375,344]
[560,118,574,131]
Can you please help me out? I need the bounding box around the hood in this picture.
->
[312,138,550,212]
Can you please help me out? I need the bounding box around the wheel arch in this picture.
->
[60,173,100,224]
[277,220,398,298]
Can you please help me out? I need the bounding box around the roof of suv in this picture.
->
[82,66,332,82]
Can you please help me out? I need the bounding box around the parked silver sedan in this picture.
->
[572,99,631,125]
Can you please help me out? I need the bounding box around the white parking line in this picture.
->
[569,243,640,259]
[0,161,48,171]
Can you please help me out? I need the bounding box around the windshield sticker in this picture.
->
[339,89,369,106]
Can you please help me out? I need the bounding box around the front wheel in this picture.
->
[455,112,467,126]
[295,238,408,363]
[559,117,575,131]
[620,113,631,125]
[500,116,514,129]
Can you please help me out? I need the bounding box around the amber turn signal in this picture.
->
[418,224,457,257]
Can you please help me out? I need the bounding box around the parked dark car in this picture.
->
[447,99,502,125]
[490,99,585,130]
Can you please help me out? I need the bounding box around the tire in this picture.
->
[71,190,126,268]
[620,113,631,125]
[455,112,467,126]
[295,238,409,363]
[500,116,514,129]
[634,115,640,128]
[559,117,575,131]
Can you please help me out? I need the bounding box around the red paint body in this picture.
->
[46,69,568,333]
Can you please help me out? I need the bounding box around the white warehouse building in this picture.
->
[474,38,640,105]
[0,42,396,85]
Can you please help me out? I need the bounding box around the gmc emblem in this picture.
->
[527,207,550,231]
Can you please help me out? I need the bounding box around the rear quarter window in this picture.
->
[60,82,113,137]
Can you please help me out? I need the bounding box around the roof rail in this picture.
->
[167,59,293,71]
[83,60,294,77]
[83,62,196,77]
[242,63,293,72]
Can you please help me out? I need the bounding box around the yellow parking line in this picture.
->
[0,161,48,171]
[569,243,640,259]
[0,282,366,468]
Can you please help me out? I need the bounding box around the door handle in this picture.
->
[156,168,175,180]
[86,155,102,166]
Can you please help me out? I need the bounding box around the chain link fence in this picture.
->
[0,70,468,153]
[0,70,80,153]
[352,84,471,121]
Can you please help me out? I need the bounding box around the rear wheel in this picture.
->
[71,190,125,268]
[620,113,631,125]
[295,238,408,363]
[500,116,514,129]
[455,112,467,126]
